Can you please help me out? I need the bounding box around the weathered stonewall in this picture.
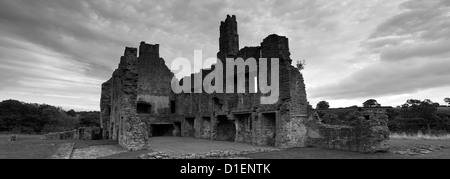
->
[100,15,390,153]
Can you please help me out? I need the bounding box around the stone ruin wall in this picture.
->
[306,110,390,153]
[100,79,112,139]
[99,15,390,153]
[43,127,102,141]
[136,42,175,137]
[169,16,312,149]
[102,48,148,151]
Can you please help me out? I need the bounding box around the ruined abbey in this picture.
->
[100,15,390,153]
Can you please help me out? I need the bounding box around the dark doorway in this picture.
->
[217,115,236,142]
[201,117,212,139]
[171,101,176,113]
[235,113,252,144]
[184,118,195,137]
[262,113,276,146]
[151,124,174,137]
[174,122,181,137]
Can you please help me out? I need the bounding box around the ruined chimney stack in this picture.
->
[218,15,239,59]
[124,47,138,57]
[139,41,160,60]
[261,34,292,62]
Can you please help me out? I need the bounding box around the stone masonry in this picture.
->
[100,15,390,153]
[43,127,102,141]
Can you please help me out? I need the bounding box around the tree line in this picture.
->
[0,100,100,134]
[315,98,450,134]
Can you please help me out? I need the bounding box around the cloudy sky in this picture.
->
[0,0,449,111]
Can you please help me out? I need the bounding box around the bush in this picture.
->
[318,109,363,125]
[0,99,98,134]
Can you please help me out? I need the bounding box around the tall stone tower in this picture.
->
[218,15,239,60]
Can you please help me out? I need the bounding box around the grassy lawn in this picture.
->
[0,135,68,159]
[0,134,122,159]
[1,134,449,159]
[246,139,450,159]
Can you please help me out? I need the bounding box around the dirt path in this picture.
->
[70,145,127,159]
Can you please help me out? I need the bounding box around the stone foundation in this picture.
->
[307,110,390,153]
[43,127,102,141]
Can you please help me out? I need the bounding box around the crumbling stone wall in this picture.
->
[43,127,102,141]
[107,48,148,151]
[137,42,175,136]
[100,79,112,139]
[306,110,390,153]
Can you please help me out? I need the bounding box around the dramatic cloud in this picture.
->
[0,0,448,110]
[310,0,450,107]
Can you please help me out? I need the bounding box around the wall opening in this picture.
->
[174,122,181,137]
[151,124,174,137]
[235,113,253,144]
[110,122,115,140]
[262,113,276,146]
[235,114,252,132]
[213,97,223,111]
[120,116,124,136]
[184,118,195,137]
[171,101,176,113]
[137,102,152,114]
[217,115,236,142]
[201,117,212,139]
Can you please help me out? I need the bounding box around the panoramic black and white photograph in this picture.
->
[0,0,449,165]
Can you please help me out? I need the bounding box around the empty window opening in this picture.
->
[120,117,124,136]
[171,101,176,113]
[137,102,152,114]
[246,117,252,131]
[236,114,252,132]
[213,97,223,110]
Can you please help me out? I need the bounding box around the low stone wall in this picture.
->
[307,110,390,153]
[43,127,102,141]
[51,143,75,159]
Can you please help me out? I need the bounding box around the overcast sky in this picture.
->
[0,0,449,111]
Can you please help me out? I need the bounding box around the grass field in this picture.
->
[0,135,119,159]
[1,134,449,159]
[247,139,450,159]
[0,135,65,159]
[391,133,450,140]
